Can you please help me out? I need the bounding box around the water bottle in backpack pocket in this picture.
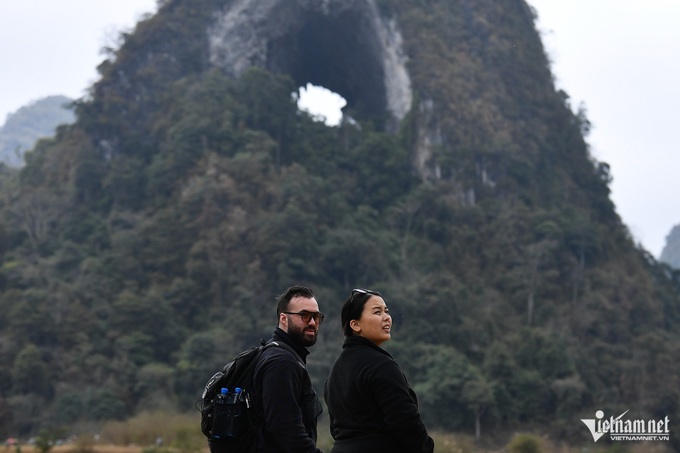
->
[208,387,258,453]
[211,387,250,439]
[198,341,290,453]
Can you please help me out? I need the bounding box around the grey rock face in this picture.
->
[660,224,680,269]
[0,95,75,167]
[207,0,412,126]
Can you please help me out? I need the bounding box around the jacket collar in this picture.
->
[342,335,394,359]
[273,327,310,363]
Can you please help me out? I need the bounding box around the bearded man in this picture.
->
[252,285,325,453]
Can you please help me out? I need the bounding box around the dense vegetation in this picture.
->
[1,0,679,450]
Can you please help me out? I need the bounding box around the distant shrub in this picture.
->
[73,433,95,453]
[508,433,542,453]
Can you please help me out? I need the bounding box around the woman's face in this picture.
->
[351,295,392,346]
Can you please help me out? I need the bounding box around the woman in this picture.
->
[324,288,434,453]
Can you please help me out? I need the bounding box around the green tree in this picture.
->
[12,344,50,396]
[34,428,66,453]
[393,342,473,430]
[461,369,495,441]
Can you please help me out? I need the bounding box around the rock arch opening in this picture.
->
[267,8,387,126]
[297,83,347,126]
[208,0,412,131]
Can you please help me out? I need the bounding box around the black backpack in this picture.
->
[198,340,280,453]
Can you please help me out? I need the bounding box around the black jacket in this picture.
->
[253,328,323,453]
[324,336,434,453]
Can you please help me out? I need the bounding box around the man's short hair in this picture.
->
[276,285,315,316]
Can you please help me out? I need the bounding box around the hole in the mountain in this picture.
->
[296,83,347,126]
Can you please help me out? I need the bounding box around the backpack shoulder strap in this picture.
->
[261,339,306,368]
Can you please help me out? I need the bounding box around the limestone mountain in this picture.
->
[0,95,75,167]
[661,224,680,269]
[1,0,679,449]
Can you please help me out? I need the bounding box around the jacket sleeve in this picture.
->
[259,358,322,453]
[366,359,434,453]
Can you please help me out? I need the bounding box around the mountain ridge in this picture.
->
[661,224,680,269]
[0,95,75,167]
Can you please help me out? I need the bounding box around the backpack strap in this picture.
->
[263,339,306,369]
[236,341,287,385]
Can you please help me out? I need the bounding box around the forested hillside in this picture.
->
[1,0,679,449]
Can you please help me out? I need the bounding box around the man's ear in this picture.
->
[279,313,288,330]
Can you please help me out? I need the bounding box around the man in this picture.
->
[254,285,325,452]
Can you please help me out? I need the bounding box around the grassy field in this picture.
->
[5,411,672,453]
[9,435,673,453]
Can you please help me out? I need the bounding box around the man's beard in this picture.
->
[287,322,318,347]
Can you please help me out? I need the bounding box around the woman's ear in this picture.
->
[350,319,361,333]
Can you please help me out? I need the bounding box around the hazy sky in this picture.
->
[1,1,678,258]
[528,0,680,259]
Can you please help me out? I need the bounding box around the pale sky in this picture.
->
[1,1,678,258]
[528,0,680,259]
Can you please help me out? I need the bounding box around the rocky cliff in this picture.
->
[88,0,568,193]
[661,224,680,268]
[0,95,74,167]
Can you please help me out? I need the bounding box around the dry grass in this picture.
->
[14,447,145,453]
[15,438,673,453]
[7,420,674,453]
[14,444,210,453]
[8,437,675,453]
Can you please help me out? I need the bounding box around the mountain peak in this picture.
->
[0,95,75,167]
[660,224,680,268]
[207,0,412,127]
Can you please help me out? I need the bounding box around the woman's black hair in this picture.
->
[341,289,381,337]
